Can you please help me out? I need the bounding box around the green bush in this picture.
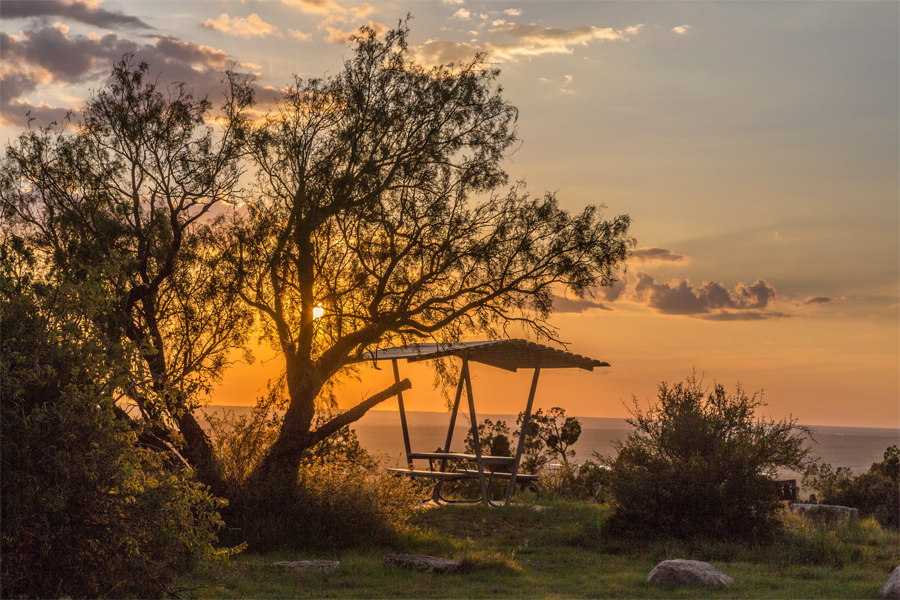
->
[603,371,813,542]
[222,451,420,551]
[1,245,229,599]
[803,445,899,530]
[208,389,419,551]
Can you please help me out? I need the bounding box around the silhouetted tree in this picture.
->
[227,22,633,479]
[516,406,582,471]
[1,56,255,490]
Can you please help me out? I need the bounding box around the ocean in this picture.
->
[201,406,899,475]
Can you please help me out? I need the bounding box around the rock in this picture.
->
[790,503,859,524]
[384,553,459,573]
[881,566,900,600]
[274,560,339,573]
[646,560,734,589]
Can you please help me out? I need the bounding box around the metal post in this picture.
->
[439,364,466,473]
[463,359,490,505]
[392,359,413,468]
[506,366,542,506]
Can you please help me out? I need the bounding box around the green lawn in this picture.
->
[178,501,898,599]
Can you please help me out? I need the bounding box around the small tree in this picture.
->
[516,407,582,470]
[803,445,899,529]
[604,372,814,541]
[464,418,513,461]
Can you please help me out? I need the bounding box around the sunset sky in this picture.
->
[2,1,897,428]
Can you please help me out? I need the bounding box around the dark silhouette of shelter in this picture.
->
[356,339,609,506]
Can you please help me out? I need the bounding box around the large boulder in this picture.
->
[881,566,900,600]
[790,503,859,525]
[647,560,734,589]
[384,553,459,573]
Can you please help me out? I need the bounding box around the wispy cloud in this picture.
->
[0,0,150,29]
[628,246,690,264]
[325,21,387,43]
[202,13,278,38]
[672,24,691,35]
[453,8,472,20]
[410,22,640,66]
[504,9,522,16]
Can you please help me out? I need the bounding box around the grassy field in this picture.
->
[177,500,898,599]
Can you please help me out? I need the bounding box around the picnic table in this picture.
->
[354,339,608,507]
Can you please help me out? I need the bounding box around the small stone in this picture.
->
[880,566,900,600]
[274,560,339,573]
[384,553,459,573]
[647,559,734,589]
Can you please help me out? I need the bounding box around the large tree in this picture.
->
[229,24,634,478]
[1,57,254,489]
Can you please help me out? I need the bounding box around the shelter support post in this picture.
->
[439,366,466,473]
[392,359,413,468]
[462,359,490,504]
[506,366,542,506]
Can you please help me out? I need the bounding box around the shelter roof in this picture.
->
[355,339,608,372]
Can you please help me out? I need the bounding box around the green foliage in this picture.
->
[206,386,415,551]
[222,451,420,552]
[514,407,582,474]
[464,418,513,462]
[0,243,230,599]
[803,445,899,529]
[604,371,814,541]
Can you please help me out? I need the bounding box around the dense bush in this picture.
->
[803,445,899,530]
[603,372,814,541]
[208,391,418,551]
[1,244,228,599]
[222,450,420,551]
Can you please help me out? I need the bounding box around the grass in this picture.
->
[177,501,899,599]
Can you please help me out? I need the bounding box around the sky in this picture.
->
[2,1,898,428]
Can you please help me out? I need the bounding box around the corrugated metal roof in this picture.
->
[355,339,608,372]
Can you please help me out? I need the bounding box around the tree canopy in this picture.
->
[228,23,633,477]
[2,22,633,490]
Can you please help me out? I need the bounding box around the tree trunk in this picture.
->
[254,377,412,479]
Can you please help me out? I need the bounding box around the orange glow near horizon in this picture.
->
[208,305,899,429]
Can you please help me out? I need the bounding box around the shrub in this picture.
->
[1,244,228,599]
[803,445,899,530]
[209,388,419,551]
[222,450,420,551]
[603,371,814,541]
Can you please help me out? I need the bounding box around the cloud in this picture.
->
[672,25,691,35]
[289,29,313,41]
[202,13,278,38]
[504,9,522,16]
[551,295,612,314]
[453,9,472,20]
[443,0,464,3]
[803,296,843,305]
[492,19,506,26]
[630,272,782,318]
[325,21,387,43]
[628,246,690,264]
[0,23,280,128]
[624,24,645,35]
[0,0,151,29]
[410,22,637,66]
[281,0,343,15]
